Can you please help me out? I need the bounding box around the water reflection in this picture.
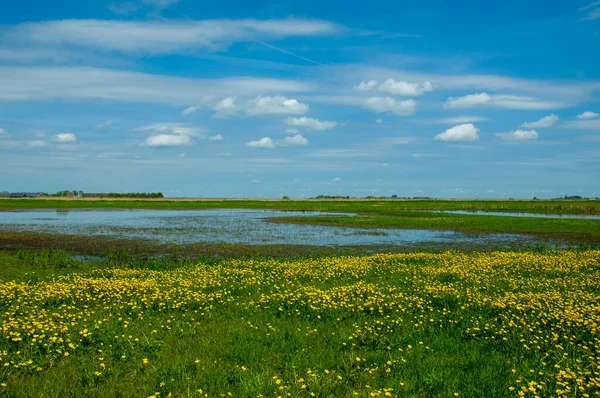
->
[0,209,549,247]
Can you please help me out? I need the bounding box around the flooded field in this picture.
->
[426,210,600,219]
[0,209,549,248]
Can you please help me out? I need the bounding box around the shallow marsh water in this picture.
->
[0,209,555,248]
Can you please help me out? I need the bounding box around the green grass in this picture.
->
[1,198,600,214]
[1,249,599,397]
[268,211,600,244]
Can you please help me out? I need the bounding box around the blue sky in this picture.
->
[1,0,599,198]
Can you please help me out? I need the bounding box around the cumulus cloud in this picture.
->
[278,134,308,146]
[496,129,539,141]
[209,134,224,141]
[520,114,559,128]
[444,93,491,109]
[0,128,9,139]
[354,80,378,90]
[285,116,337,130]
[377,79,433,96]
[136,123,205,137]
[577,111,599,119]
[213,97,237,117]
[138,123,204,147]
[5,18,340,55]
[246,137,276,149]
[332,177,342,182]
[435,124,480,142]
[55,133,77,143]
[363,97,416,116]
[145,134,191,147]
[444,92,566,110]
[245,96,308,116]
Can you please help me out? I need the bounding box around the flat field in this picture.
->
[2,198,600,244]
[1,249,599,397]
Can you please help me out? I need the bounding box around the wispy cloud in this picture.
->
[0,66,312,105]
[444,92,567,110]
[5,18,341,55]
[580,1,600,20]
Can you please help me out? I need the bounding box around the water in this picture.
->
[0,209,545,247]
[425,210,600,220]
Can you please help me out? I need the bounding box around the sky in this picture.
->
[0,0,599,198]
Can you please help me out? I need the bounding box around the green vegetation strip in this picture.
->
[1,198,600,214]
[268,211,600,244]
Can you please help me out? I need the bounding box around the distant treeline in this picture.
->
[48,190,164,199]
[81,192,164,199]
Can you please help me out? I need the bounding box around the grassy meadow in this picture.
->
[1,249,600,397]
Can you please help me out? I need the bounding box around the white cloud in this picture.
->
[246,137,276,149]
[138,123,204,147]
[5,18,341,55]
[0,66,311,105]
[251,179,262,183]
[496,129,539,141]
[377,79,433,96]
[0,128,9,139]
[375,118,383,124]
[55,133,77,143]
[94,119,112,130]
[332,177,342,182]
[444,93,491,109]
[285,128,300,134]
[520,114,559,128]
[285,117,337,131]
[209,134,224,141]
[213,97,237,117]
[354,80,378,90]
[577,111,599,119]
[435,124,480,142]
[428,116,489,124]
[444,92,566,110]
[245,96,308,116]
[136,123,205,137]
[145,134,191,147]
[278,134,308,146]
[181,106,199,116]
[363,97,416,116]
[491,95,566,110]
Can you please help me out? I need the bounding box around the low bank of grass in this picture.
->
[1,198,599,215]
[0,249,599,397]
[268,211,600,244]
